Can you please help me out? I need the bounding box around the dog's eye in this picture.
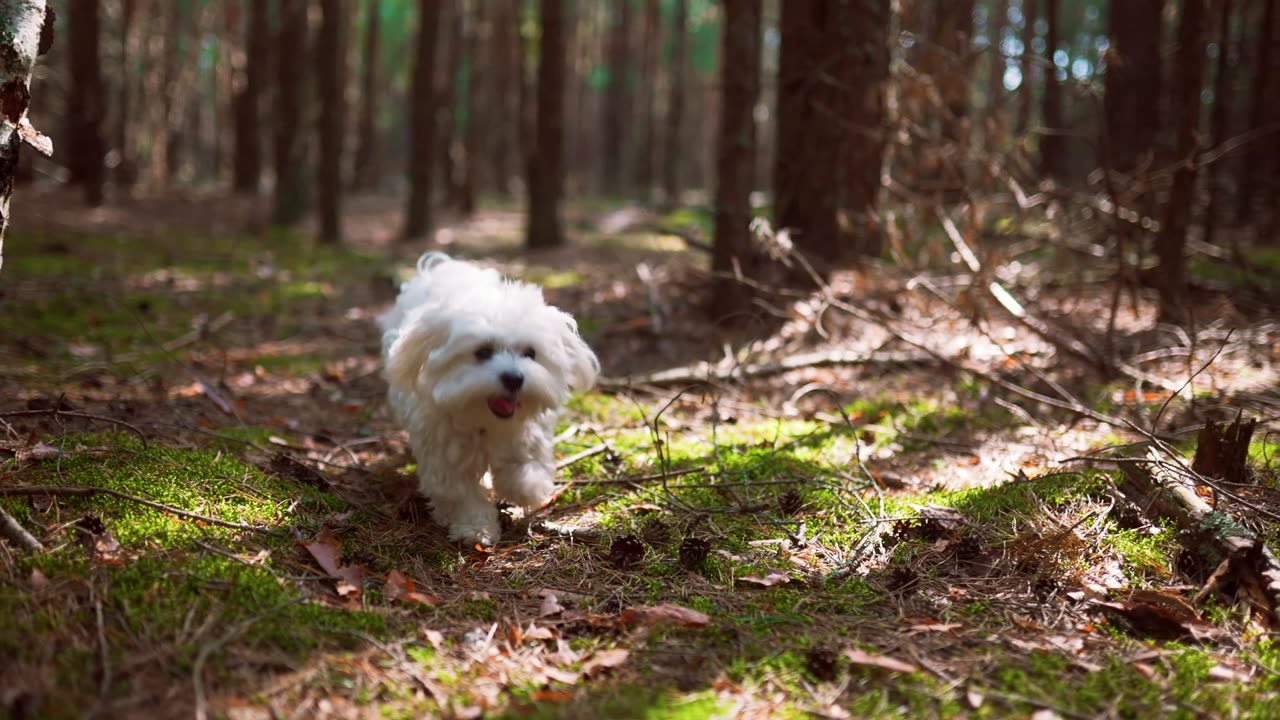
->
[521,347,536,360]
[474,345,495,362]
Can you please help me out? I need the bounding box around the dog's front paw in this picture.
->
[448,520,500,548]
[492,462,556,510]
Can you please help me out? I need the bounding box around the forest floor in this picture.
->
[3,186,1280,719]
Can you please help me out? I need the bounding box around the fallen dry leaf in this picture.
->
[1206,664,1251,683]
[541,667,579,685]
[581,648,630,676]
[29,568,48,591]
[738,571,794,588]
[299,527,369,598]
[531,690,574,702]
[619,603,711,628]
[384,570,441,606]
[842,648,919,674]
[908,621,963,633]
[966,687,985,709]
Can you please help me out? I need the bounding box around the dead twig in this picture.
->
[193,600,301,720]
[0,486,282,536]
[556,443,608,470]
[0,505,44,552]
[0,409,148,448]
[598,349,931,389]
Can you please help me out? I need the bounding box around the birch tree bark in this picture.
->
[0,0,54,278]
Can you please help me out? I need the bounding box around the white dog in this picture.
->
[378,253,599,546]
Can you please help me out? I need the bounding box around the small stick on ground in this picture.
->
[0,486,282,536]
[0,409,148,448]
[0,505,44,552]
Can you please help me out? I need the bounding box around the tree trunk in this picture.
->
[459,6,484,215]
[352,0,381,190]
[436,0,463,211]
[489,0,517,196]
[1015,0,1036,135]
[774,0,890,274]
[317,0,345,244]
[115,0,139,189]
[526,0,566,249]
[633,0,660,200]
[925,0,975,147]
[272,0,308,226]
[1237,0,1278,222]
[1103,0,1164,174]
[0,0,53,278]
[1155,0,1208,322]
[987,0,1008,126]
[1202,0,1233,248]
[601,0,631,196]
[405,0,442,241]
[711,0,763,320]
[1038,0,1062,179]
[661,0,688,209]
[233,0,268,194]
[67,0,105,206]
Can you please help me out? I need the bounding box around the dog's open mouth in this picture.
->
[487,394,519,419]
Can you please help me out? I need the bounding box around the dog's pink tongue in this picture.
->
[488,396,519,417]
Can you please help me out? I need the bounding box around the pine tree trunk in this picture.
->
[633,0,660,200]
[1039,0,1062,179]
[1156,0,1208,322]
[489,0,517,196]
[1237,0,1278,221]
[661,0,688,209]
[987,0,1008,128]
[317,0,345,244]
[1103,0,1164,173]
[601,0,631,196]
[1015,0,1036,135]
[775,0,890,273]
[460,6,484,215]
[0,0,53,278]
[405,0,442,241]
[233,0,268,194]
[1202,0,1233,248]
[526,0,566,249]
[352,0,381,189]
[272,0,308,226]
[67,0,105,206]
[436,0,463,211]
[711,0,763,320]
[115,0,138,189]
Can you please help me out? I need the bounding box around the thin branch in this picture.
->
[0,505,44,552]
[599,349,931,389]
[0,409,148,448]
[0,486,282,535]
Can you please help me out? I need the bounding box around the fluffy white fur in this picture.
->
[379,253,599,546]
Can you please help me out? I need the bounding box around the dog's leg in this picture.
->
[419,467,500,547]
[491,424,556,511]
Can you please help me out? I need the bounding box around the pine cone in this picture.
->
[778,490,804,516]
[678,537,711,570]
[609,535,645,570]
[641,519,673,547]
[805,646,840,682]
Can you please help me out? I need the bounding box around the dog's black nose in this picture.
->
[500,371,524,391]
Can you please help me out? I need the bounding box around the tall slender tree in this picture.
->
[1102,0,1163,173]
[1156,0,1208,321]
[712,0,763,319]
[1203,0,1234,248]
[774,0,891,272]
[633,0,660,199]
[1237,0,1278,221]
[0,0,53,277]
[489,0,518,196]
[601,0,632,196]
[67,0,105,206]
[1038,0,1063,178]
[527,0,567,249]
[351,0,382,189]
[1015,0,1037,135]
[317,0,346,244]
[115,0,139,189]
[405,0,442,241]
[661,0,689,209]
[460,6,486,214]
[273,0,308,226]
[233,0,269,194]
[436,0,464,209]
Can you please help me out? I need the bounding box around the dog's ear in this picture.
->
[384,314,452,393]
[556,312,600,392]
